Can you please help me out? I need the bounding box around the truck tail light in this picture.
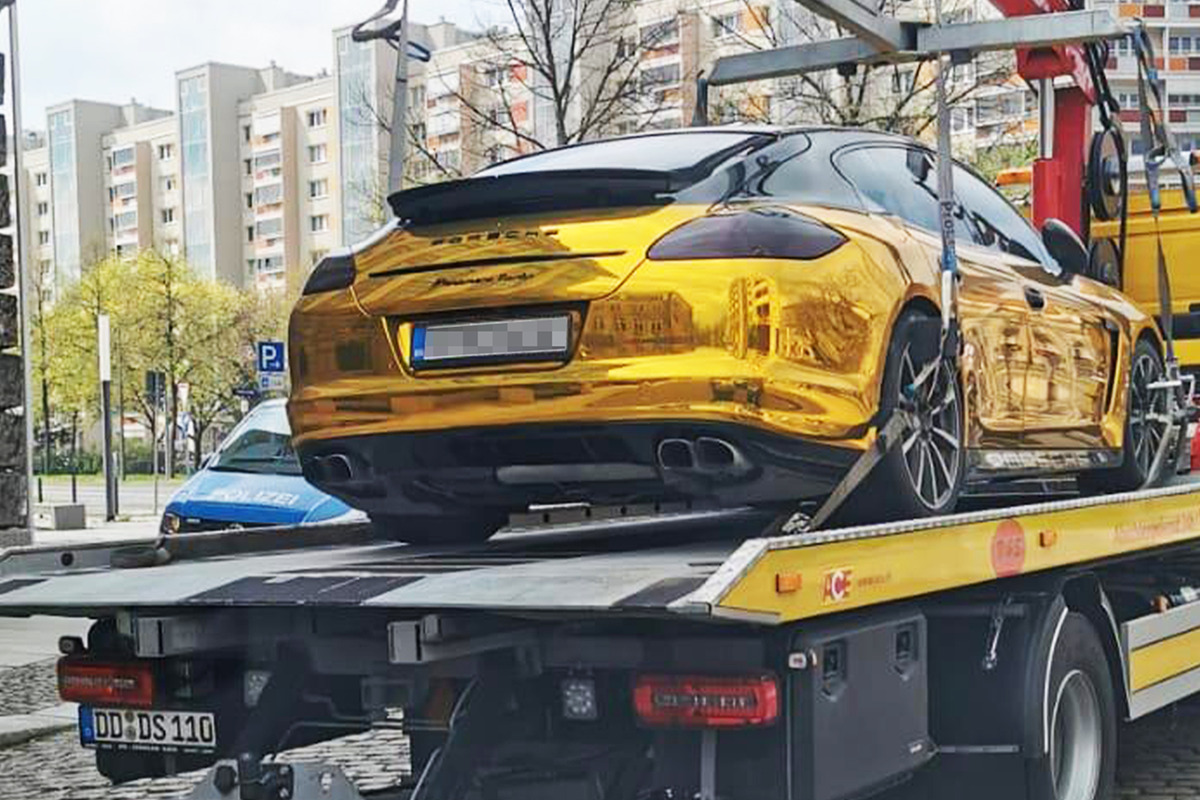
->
[58,659,155,708]
[633,673,779,728]
[647,209,846,262]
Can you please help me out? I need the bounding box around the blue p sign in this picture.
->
[257,341,285,373]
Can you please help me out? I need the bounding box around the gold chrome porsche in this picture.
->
[288,127,1171,543]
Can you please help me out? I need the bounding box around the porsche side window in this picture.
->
[838,147,942,232]
[951,164,1052,267]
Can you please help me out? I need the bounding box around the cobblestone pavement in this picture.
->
[4,657,1200,799]
[1115,697,1200,798]
[0,728,411,799]
[0,659,59,716]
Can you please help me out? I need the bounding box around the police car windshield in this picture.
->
[208,403,302,476]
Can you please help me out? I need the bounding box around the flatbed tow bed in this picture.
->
[6,480,1200,800]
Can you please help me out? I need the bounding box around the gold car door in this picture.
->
[906,228,1030,450]
[1011,263,1113,449]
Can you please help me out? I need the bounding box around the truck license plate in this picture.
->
[80,707,217,753]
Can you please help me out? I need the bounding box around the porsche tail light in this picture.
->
[302,251,356,295]
[647,208,847,261]
[58,659,155,708]
[633,673,779,728]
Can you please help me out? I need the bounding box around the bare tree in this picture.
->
[702,0,1017,140]
[457,0,657,150]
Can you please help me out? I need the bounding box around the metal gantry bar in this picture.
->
[707,9,1125,85]
[791,0,911,51]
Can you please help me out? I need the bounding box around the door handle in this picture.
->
[1024,287,1046,311]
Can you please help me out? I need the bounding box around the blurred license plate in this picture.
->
[412,316,570,368]
[80,707,216,752]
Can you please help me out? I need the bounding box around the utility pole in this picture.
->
[98,314,115,521]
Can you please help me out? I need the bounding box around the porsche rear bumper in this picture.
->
[295,421,861,518]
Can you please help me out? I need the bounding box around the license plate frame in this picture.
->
[411,314,572,369]
[79,706,218,753]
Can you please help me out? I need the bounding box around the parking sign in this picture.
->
[257,341,285,373]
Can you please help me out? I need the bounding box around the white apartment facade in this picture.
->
[238,74,340,295]
[25,30,396,298]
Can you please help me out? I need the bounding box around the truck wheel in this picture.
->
[1029,612,1117,800]
[370,512,506,545]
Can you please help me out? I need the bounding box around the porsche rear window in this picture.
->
[476,132,770,177]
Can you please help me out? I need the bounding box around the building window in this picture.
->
[308,178,329,198]
[246,192,253,209]
[711,12,741,38]
[157,143,174,160]
[256,217,284,239]
[891,70,916,95]
[35,172,47,186]
[36,202,48,216]
[162,207,176,224]
[310,214,329,232]
[310,249,329,265]
[307,108,328,128]
[243,124,251,143]
[38,230,50,245]
[166,240,180,256]
[161,175,177,192]
[254,150,282,171]
[308,144,327,164]
[114,181,137,199]
[256,255,284,273]
[244,158,252,176]
[254,184,283,205]
[112,147,136,169]
[247,225,255,243]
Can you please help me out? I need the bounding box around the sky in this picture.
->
[14,0,504,127]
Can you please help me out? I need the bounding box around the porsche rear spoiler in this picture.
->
[387,169,682,225]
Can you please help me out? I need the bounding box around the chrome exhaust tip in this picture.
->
[324,453,355,482]
[695,437,753,477]
[657,439,696,470]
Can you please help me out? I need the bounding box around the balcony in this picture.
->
[252,149,282,175]
[110,147,136,176]
[253,183,283,207]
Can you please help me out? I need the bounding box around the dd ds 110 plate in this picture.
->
[80,707,217,753]
[412,315,570,369]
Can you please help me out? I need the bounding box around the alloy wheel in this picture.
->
[1128,350,1168,479]
[898,346,962,511]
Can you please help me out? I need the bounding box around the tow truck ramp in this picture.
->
[3,479,1200,627]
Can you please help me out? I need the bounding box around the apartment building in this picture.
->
[21,134,52,300]
[41,100,170,287]
[239,71,339,295]
[103,113,179,259]
[1093,0,1200,153]
[25,30,396,298]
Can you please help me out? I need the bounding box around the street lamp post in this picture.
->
[98,314,116,522]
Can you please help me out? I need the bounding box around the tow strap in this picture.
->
[1130,22,1197,482]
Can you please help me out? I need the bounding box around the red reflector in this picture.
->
[57,659,155,708]
[633,673,779,728]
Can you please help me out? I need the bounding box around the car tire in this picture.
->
[370,511,507,545]
[1080,338,1169,494]
[842,309,965,523]
[1026,612,1117,800]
